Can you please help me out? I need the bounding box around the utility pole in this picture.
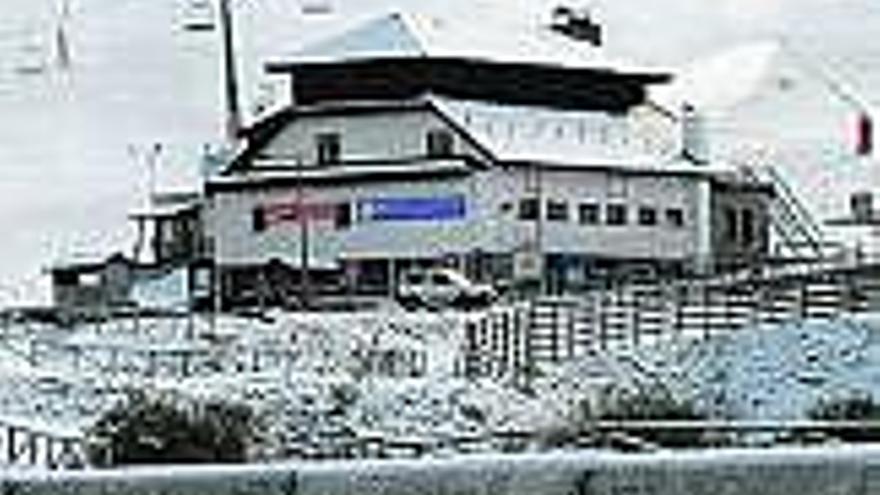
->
[219,0,242,144]
[209,0,242,325]
[297,156,311,310]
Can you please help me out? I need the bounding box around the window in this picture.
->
[606,204,627,226]
[426,129,454,157]
[518,198,540,221]
[252,206,266,233]
[316,133,341,165]
[335,202,351,230]
[742,209,755,247]
[54,271,79,286]
[638,206,657,226]
[665,208,685,228]
[546,200,569,222]
[724,207,738,242]
[579,203,600,225]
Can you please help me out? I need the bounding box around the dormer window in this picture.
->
[316,132,341,165]
[426,129,454,157]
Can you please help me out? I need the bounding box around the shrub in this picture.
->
[86,390,261,467]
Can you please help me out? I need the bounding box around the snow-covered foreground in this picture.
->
[6,308,880,467]
[0,309,570,464]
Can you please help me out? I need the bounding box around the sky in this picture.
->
[0,0,877,303]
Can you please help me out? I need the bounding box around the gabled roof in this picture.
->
[268,10,668,77]
[428,95,671,169]
[220,94,733,182]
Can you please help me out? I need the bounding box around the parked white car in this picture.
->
[395,268,497,310]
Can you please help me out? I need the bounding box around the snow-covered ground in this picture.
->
[7,307,880,466]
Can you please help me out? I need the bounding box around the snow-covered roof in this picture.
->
[429,95,732,175]
[47,251,128,271]
[227,94,735,179]
[211,158,472,188]
[273,9,667,76]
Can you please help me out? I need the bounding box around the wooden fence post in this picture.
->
[632,288,641,348]
[6,426,14,464]
[598,290,608,351]
[702,281,711,341]
[567,303,576,360]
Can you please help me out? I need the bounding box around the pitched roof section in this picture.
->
[428,95,692,171]
[270,10,668,76]
[224,94,731,179]
[295,12,427,61]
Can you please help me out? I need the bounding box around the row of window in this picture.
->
[516,198,685,228]
[315,129,455,164]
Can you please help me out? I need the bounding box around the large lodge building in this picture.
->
[199,9,773,307]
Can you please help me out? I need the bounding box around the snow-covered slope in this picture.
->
[1,0,879,303]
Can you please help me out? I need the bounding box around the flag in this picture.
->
[857,112,873,156]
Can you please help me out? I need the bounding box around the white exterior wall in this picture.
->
[260,110,486,165]
[209,174,482,268]
[208,107,707,268]
[471,167,703,261]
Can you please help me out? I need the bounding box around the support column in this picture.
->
[695,178,714,274]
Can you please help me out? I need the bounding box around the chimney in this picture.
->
[550,5,603,46]
[681,103,709,165]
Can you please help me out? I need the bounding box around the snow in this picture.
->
[430,95,703,171]
[284,8,667,75]
[2,0,880,472]
[683,315,880,420]
[8,302,880,469]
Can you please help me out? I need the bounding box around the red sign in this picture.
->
[263,200,336,227]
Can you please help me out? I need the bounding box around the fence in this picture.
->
[0,416,85,469]
[463,265,880,384]
[4,446,880,494]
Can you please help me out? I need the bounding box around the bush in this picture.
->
[809,394,880,443]
[86,390,261,467]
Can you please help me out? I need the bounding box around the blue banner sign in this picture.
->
[359,195,466,221]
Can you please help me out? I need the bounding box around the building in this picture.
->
[204,10,773,307]
[47,191,209,314]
